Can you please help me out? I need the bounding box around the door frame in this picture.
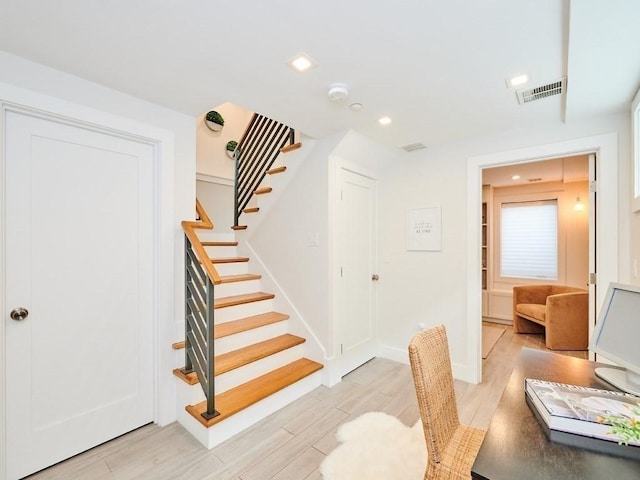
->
[0,90,175,480]
[466,133,618,384]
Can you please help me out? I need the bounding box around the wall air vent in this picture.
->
[528,177,543,182]
[516,77,566,104]
[401,142,427,152]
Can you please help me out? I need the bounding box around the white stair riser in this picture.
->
[195,232,236,243]
[177,371,322,450]
[216,344,305,395]
[177,343,305,403]
[214,321,289,355]
[203,245,238,257]
[214,299,273,323]
[214,280,261,298]
[213,262,249,276]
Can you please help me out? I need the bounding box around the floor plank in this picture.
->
[26,325,584,479]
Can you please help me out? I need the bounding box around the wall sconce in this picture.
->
[574,195,585,211]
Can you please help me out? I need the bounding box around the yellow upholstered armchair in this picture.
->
[512,285,588,350]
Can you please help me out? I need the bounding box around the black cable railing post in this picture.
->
[202,275,219,420]
[183,234,194,375]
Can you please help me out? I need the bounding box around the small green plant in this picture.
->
[599,405,640,445]
[226,140,238,151]
[205,110,224,126]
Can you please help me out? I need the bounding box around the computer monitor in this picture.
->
[590,282,640,397]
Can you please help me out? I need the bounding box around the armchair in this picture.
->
[512,285,588,350]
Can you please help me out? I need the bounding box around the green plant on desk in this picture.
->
[599,405,640,445]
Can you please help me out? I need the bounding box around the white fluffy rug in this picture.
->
[319,412,427,480]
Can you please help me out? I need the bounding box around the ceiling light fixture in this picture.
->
[512,174,521,180]
[574,195,585,211]
[288,53,316,72]
[349,102,363,111]
[378,116,392,126]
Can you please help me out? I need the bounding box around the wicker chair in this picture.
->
[408,325,485,479]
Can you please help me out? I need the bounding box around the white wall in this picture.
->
[0,51,196,432]
[196,101,253,181]
[196,180,234,231]
[377,113,631,382]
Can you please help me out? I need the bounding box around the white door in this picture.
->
[338,169,377,376]
[5,109,155,480]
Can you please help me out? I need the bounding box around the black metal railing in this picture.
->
[234,113,295,226]
[183,234,218,420]
[181,200,219,420]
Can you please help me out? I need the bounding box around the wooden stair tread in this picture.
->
[243,207,259,214]
[171,312,289,353]
[219,273,261,284]
[254,187,272,195]
[280,142,302,153]
[210,256,249,264]
[186,358,323,427]
[174,332,304,385]
[215,333,305,375]
[201,241,238,247]
[231,225,247,231]
[267,166,287,175]
[216,312,289,338]
[214,291,275,309]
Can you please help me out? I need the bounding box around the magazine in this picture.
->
[525,378,640,447]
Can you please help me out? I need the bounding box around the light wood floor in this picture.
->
[26,324,586,480]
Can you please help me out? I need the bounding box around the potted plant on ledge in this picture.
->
[205,110,224,132]
[226,140,238,159]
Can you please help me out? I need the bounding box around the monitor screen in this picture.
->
[590,282,640,396]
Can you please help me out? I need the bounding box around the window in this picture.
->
[500,200,558,279]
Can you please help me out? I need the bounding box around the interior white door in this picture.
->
[338,169,377,376]
[5,109,155,480]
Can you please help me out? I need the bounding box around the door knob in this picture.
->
[371,274,380,281]
[10,307,29,321]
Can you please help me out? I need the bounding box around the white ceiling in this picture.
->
[482,155,589,188]
[0,0,639,150]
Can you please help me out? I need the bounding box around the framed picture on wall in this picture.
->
[406,206,441,251]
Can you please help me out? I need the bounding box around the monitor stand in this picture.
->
[595,367,640,397]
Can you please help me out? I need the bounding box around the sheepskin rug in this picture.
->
[319,411,427,480]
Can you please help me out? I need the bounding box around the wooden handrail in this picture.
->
[181,199,221,285]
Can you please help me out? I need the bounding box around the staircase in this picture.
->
[175,135,322,448]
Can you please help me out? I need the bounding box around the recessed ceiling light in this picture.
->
[288,53,316,72]
[512,174,521,180]
[378,116,392,126]
[506,74,530,88]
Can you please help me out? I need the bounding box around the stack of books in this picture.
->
[525,378,640,449]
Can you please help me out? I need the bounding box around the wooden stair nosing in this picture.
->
[173,332,303,385]
[186,358,323,427]
[218,273,262,284]
[210,256,249,264]
[253,187,272,195]
[214,291,274,309]
[280,142,302,153]
[216,311,289,339]
[201,241,238,247]
[267,166,287,175]
[171,311,289,352]
[214,333,305,375]
[231,225,247,231]
[243,207,259,214]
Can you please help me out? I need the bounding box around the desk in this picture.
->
[471,348,640,480]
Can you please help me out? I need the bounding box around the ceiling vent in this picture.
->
[516,77,566,104]
[401,142,427,152]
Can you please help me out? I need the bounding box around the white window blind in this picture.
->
[500,200,558,279]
